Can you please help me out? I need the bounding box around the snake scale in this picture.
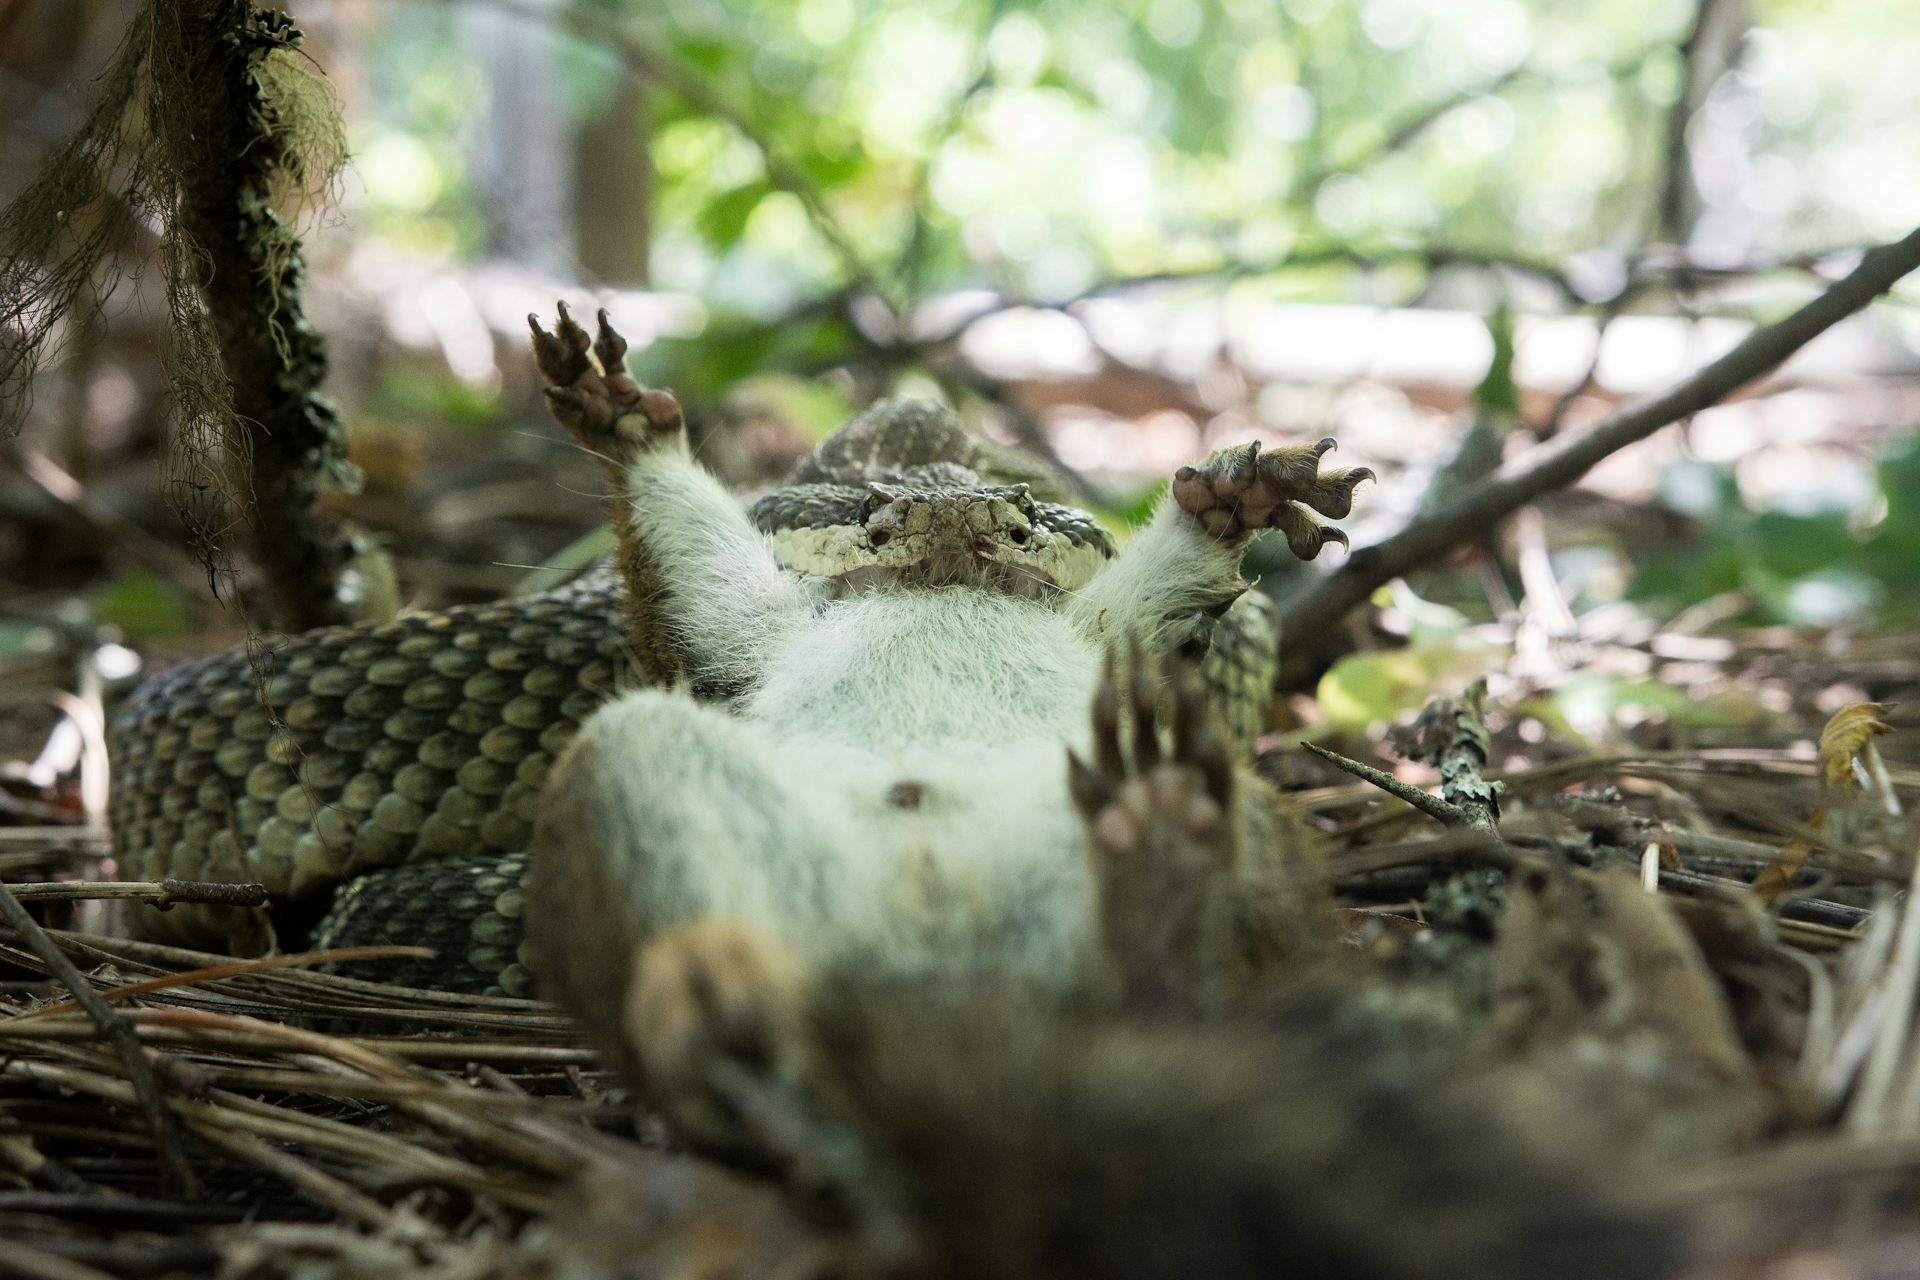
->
[107,402,1283,997]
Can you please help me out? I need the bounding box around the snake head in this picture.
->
[755,478,1111,592]
[857,483,1041,558]
[861,483,912,549]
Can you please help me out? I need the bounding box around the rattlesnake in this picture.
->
[106,394,1315,995]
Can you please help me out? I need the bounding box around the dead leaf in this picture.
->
[1753,701,1894,901]
[1817,701,1894,795]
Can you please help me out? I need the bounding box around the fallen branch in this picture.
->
[1404,678,1502,835]
[1301,743,1464,827]
[1305,678,1505,837]
[1276,221,1920,686]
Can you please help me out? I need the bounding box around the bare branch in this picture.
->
[1275,221,1920,687]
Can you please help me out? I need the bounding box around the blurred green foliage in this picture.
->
[373,366,506,429]
[355,0,1917,317]
[1315,642,1501,735]
[90,572,193,642]
[1630,439,1920,628]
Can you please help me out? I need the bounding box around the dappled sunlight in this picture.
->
[3,2,1920,1276]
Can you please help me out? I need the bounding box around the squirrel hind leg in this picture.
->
[525,689,843,1081]
[625,919,813,1162]
[1071,648,1333,1014]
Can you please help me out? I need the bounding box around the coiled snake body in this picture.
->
[107,569,629,994]
[108,404,1286,996]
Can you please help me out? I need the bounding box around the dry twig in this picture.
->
[0,887,195,1194]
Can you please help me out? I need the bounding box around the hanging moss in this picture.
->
[0,1,357,627]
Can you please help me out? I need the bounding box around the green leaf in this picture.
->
[795,143,866,190]
[92,572,192,641]
[696,181,773,249]
[1314,644,1502,732]
[1471,304,1519,417]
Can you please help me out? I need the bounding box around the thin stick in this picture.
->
[0,885,195,1194]
[18,944,436,1019]
[4,878,268,907]
[1301,742,1464,826]
[191,1126,404,1234]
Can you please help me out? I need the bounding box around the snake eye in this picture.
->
[869,529,891,547]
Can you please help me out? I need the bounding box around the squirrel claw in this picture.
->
[1267,504,1349,561]
[531,303,684,464]
[1173,436,1370,554]
[528,310,591,386]
[593,307,628,373]
[1301,466,1375,520]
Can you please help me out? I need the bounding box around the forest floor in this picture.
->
[5,367,1920,1278]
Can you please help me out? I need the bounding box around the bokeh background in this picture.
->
[4,0,1920,748]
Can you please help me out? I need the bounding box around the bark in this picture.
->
[160,0,354,629]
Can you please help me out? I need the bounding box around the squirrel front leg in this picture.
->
[530,304,808,694]
[1064,438,1372,657]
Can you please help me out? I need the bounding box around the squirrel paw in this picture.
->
[624,920,806,1154]
[529,302,683,464]
[1069,648,1236,1014]
[1171,438,1372,559]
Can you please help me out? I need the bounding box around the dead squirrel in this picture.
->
[520,305,1679,1280]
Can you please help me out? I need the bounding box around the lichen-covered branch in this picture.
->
[1304,678,1504,837]
[0,1,355,626]
[149,0,356,629]
[1405,678,1503,835]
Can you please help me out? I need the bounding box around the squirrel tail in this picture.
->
[794,979,1684,1280]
